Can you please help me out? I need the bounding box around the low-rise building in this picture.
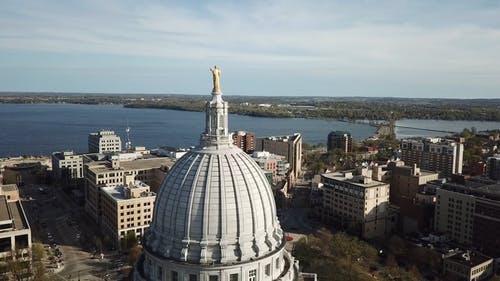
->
[321,169,390,239]
[255,133,302,179]
[443,251,493,281]
[251,151,290,183]
[100,179,156,248]
[0,184,31,259]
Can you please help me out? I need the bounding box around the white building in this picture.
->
[51,151,84,183]
[88,130,122,154]
[133,71,306,281]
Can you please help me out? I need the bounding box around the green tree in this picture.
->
[330,232,362,281]
[31,243,47,281]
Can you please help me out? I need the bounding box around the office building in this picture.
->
[84,156,173,223]
[486,155,500,180]
[51,151,84,184]
[327,131,353,153]
[321,169,390,239]
[434,176,500,255]
[0,184,31,259]
[389,165,439,233]
[255,133,302,179]
[400,138,464,177]
[232,131,256,154]
[390,164,439,207]
[133,70,307,281]
[100,178,156,248]
[88,130,122,154]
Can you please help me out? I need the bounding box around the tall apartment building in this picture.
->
[486,155,500,181]
[84,156,173,223]
[100,179,156,248]
[255,133,302,179]
[327,131,353,153]
[232,131,255,154]
[51,151,84,184]
[400,138,464,178]
[88,130,122,154]
[0,184,31,259]
[321,169,390,239]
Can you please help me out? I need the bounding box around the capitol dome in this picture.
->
[145,142,284,263]
[134,66,298,281]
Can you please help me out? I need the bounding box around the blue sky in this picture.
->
[1,0,500,97]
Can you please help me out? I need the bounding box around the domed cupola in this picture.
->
[135,66,298,281]
[143,66,284,264]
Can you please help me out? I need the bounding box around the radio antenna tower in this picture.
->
[125,120,132,152]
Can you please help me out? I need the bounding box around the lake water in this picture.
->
[0,103,377,157]
[395,119,500,139]
[2,104,499,157]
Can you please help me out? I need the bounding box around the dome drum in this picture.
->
[135,241,298,281]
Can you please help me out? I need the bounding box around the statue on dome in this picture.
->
[210,65,221,93]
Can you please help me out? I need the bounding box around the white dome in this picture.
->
[144,143,284,264]
[135,70,299,281]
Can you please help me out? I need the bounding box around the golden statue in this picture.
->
[210,65,221,93]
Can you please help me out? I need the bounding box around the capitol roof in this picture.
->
[143,74,284,265]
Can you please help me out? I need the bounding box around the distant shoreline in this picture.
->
[1,94,500,122]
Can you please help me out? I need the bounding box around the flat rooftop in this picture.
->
[8,201,29,230]
[0,184,18,192]
[442,181,500,201]
[0,196,10,222]
[447,251,492,267]
[87,157,173,173]
[119,157,173,170]
[0,196,29,230]
[322,172,388,188]
[101,182,155,201]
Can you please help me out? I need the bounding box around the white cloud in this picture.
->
[1,0,500,95]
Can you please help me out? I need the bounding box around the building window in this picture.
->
[209,276,218,281]
[171,271,178,281]
[276,258,279,269]
[249,269,257,281]
[189,274,197,281]
[265,263,271,276]
[229,274,238,281]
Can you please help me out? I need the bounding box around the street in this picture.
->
[20,184,128,280]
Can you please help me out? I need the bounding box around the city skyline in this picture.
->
[1,0,500,98]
